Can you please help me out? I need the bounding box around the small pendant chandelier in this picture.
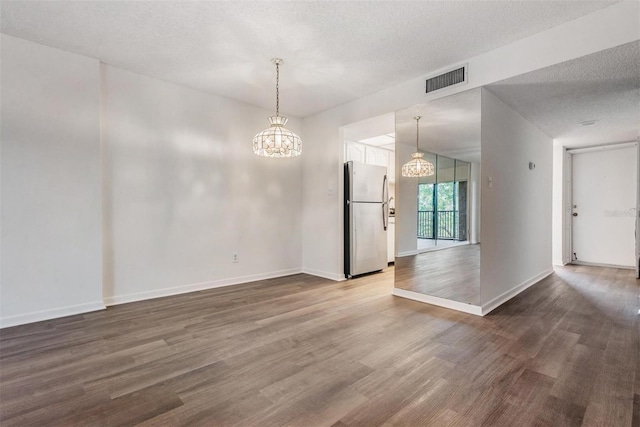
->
[253,58,302,158]
[401,116,435,177]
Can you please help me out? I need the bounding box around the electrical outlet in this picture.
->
[232,253,239,263]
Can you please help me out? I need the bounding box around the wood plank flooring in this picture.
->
[395,244,480,305]
[0,264,638,426]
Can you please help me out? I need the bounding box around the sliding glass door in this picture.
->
[417,156,469,242]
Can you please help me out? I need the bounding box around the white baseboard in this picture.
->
[104,268,303,306]
[481,268,554,315]
[392,288,483,316]
[397,250,419,258]
[0,301,106,329]
[569,260,634,270]
[302,267,346,282]
[397,244,472,258]
[393,268,554,317]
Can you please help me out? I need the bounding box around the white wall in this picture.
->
[1,35,303,326]
[480,89,553,307]
[301,1,640,280]
[469,162,481,244]
[0,35,104,327]
[637,143,640,278]
[102,65,303,304]
[551,143,564,265]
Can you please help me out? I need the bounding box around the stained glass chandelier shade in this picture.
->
[401,116,435,177]
[253,58,302,158]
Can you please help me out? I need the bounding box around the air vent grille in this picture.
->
[426,66,465,93]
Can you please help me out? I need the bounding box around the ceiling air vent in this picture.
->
[426,66,466,93]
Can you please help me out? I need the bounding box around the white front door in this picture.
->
[571,145,638,267]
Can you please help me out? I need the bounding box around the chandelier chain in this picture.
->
[275,62,280,117]
[415,116,421,150]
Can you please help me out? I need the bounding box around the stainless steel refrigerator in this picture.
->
[344,161,389,278]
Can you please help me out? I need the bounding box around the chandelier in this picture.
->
[401,116,435,177]
[253,58,302,158]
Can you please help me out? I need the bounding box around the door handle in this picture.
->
[382,174,388,231]
[572,213,578,217]
[383,204,387,231]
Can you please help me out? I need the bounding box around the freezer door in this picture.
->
[348,161,388,203]
[350,202,387,276]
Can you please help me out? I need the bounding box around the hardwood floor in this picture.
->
[0,264,638,426]
[395,244,480,305]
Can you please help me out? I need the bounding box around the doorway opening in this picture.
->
[341,112,396,267]
[566,142,639,271]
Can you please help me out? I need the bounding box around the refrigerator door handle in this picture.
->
[382,174,388,231]
[352,210,357,266]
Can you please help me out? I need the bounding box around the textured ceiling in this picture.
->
[487,41,640,147]
[0,1,618,117]
[396,88,481,163]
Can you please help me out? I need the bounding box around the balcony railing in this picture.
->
[417,210,459,240]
